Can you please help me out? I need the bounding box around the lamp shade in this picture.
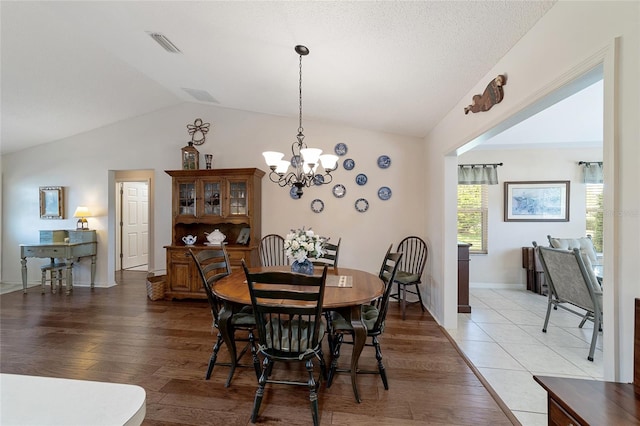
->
[73,206,91,218]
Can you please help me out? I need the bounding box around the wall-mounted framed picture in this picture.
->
[39,186,64,219]
[504,181,569,222]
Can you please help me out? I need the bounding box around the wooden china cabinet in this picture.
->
[164,168,265,299]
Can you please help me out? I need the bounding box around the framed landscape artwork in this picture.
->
[504,181,569,222]
[39,186,64,219]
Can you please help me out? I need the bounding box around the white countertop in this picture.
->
[0,374,146,426]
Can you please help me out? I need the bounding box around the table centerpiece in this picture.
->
[284,228,326,275]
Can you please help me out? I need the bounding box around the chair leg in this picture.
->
[414,283,426,312]
[306,358,320,426]
[41,270,47,294]
[399,283,407,320]
[206,333,224,380]
[542,294,553,333]
[251,358,270,424]
[249,331,261,380]
[318,348,327,382]
[372,336,388,390]
[327,333,343,387]
[588,311,601,362]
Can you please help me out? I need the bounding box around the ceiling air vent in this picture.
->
[148,32,181,53]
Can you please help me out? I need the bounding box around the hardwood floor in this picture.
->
[0,271,516,425]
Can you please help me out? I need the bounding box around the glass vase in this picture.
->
[291,259,314,275]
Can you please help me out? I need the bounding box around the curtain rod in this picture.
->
[578,161,603,166]
[458,162,503,168]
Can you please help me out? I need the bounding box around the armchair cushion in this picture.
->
[264,318,325,352]
[549,236,598,265]
[394,271,421,284]
[330,305,379,331]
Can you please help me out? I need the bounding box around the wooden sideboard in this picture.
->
[534,298,640,425]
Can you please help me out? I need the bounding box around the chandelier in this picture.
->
[263,45,338,198]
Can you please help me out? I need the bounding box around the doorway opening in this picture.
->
[110,170,154,285]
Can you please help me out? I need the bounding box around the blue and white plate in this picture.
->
[355,173,368,186]
[377,155,391,169]
[332,184,346,198]
[343,158,355,170]
[290,186,300,200]
[355,198,369,213]
[334,143,348,156]
[314,174,325,185]
[378,186,392,200]
[291,154,301,168]
[311,199,324,213]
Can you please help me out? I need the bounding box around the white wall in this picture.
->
[424,1,639,382]
[1,102,424,287]
[459,147,602,287]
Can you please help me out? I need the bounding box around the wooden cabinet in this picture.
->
[164,168,265,299]
[457,242,471,313]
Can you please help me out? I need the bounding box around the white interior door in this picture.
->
[122,182,149,269]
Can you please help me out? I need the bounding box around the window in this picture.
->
[457,184,488,254]
[585,183,603,253]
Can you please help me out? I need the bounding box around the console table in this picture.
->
[20,230,97,294]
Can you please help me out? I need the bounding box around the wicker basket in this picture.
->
[146,274,166,301]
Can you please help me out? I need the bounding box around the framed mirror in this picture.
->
[40,186,64,219]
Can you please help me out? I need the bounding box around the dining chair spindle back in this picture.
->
[242,260,328,426]
[327,245,403,391]
[392,236,427,319]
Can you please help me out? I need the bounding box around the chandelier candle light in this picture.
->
[263,45,339,198]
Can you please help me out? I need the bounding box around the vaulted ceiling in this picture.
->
[1,1,564,155]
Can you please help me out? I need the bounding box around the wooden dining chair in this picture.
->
[391,236,427,320]
[326,245,402,391]
[190,248,261,386]
[242,260,328,426]
[311,237,341,270]
[259,234,287,266]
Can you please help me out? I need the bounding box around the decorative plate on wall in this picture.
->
[311,199,324,213]
[377,155,391,169]
[355,198,369,213]
[378,186,392,200]
[291,155,301,168]
[290,186,300,200]
[355,173,368,186]
[332,184,346,198]
[343,158,355,170]
[314,174,325,185]
[334,143,348,156]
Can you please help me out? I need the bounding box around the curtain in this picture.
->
[581,162,603,184]
[458,164,499,185]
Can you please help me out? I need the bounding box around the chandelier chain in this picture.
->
[298,54,303,133]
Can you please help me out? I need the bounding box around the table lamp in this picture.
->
[73,206,91,230]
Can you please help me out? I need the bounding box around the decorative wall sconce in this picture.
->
[73,206,91,230]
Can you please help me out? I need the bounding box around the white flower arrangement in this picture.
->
[284,228,326,263]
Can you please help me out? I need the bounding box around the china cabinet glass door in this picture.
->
[178,182,196,216]
[228,181,247,216]
[202,180,222,217]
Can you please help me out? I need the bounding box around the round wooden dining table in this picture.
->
[212,265,384,403]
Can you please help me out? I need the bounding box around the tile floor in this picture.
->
[447,288,603,426]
